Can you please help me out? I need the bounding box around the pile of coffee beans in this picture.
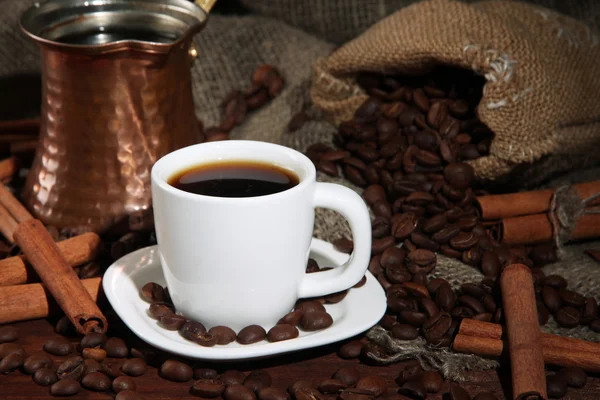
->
[140,259,366,346]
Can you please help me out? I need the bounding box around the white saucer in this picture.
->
[103,239,386,361]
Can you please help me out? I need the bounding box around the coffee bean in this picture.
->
[372,200,392,218]
[279,310,305,326]
[451,306,474,318]
[160,313,186,331]
[23,354,53,375]
[334,238,354,254]
[259,387,291,400]
[380,247,405,268]
[542,287,562,313]
[480,251,501,277]
[103,337,129,358]
[555,306,581,328]
[558,289,585,308]
[141,282,165,303]
[205,325,236,345]
[338,340,364,359]
[217,370,245,385]
[406,249,436,275]
[582,298,598,323]
[160,360,192,382]
[112,376,137,393]
[237,325,267,344]
[419,297,440,318]
[395,361,423,386]
[427,278,448,295]
[79,332,106,349]
[436,284,457,312]
[422,214,447,234]
[371,217,391,239]
[44,337,72,356]
[0,352,23,374]
[446,384,471,400]
[529,243,557,266]
[225,384,258,400]
[116,390,144,400]
[449,232,478,251]
[82,371,111,391]
[180,321,207,343]
[84,359,101,374]
[80,347,105,362]
[244,370,272,393]
[443,163,474,190]
[458,296,486,314]
[482,295,497,314]
[371,237,395,254]
[391,324,419,340]
[57,356,85,381]
[355,376,386,397]
[363,185,386,205]
[422,312,452,341]
[120,358,147,377]
[101,361,125,378]
[301,311,334,331]
[537,301,550,325]
[332,367,360,387]
[410,231,440,252]
[296,300,326,313]
[545,275,567,290]
[546,374,568,398]
[0,326,18,343]
[267,324,299,342]
[354,275,367,288]
[54,316,76,336]
[432,224,460,244]
[50,378,81,396]
[473,393,498,400]
[33,367,58,386]
[318,378,346,394]
[292,387,323,400]
[392,213,418,239]
[421,371,443,393]
[398,380,426,399]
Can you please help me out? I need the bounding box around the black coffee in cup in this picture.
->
[168,161,299,198]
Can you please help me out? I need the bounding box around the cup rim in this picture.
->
[151,140,317,203]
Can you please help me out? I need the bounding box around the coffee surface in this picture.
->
[168,161,299,198]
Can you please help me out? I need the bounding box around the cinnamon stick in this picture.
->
[0,232,102,286]
[0,204,18,244]
[457,318,502,340]
[453,331,600,373]
[0,118,40,134]
[10,139,38,155]
[500,264,546,400]
[0,134,38,144]
[501,211,600,245]
[0,278,101,324]
[0,157,17,182]
[476,180,600,220]
[0,184,33,223]
[13,219,107,334]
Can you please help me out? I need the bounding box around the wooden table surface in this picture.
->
[1,316,598,399]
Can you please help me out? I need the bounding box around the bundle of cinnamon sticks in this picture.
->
[476,180,600,245]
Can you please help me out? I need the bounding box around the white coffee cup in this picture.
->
[151,140,371,332]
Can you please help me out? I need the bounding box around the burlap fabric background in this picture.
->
[1,0,599,380]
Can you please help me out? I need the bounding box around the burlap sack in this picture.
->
[241,0,600,44]
[311,0,600,183]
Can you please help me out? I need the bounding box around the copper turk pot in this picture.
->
[20,0,209,232]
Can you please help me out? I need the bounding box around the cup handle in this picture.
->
[297,182,372,298]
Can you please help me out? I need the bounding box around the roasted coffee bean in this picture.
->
[355,376,386,397]
[378,314,397,330]
[410,231,439,252]
[0,326,18,343]
[149,303,173,320]
[44,336,72,356]
[33,367,58,386]
[372,200,392,218]
[558,289,585,308]
[23,354,53,375]
[364,185,387,205]
[57,356,85,381]
[120,358,147,377]
[482,295,497,314]
[432,224,460,244]
[225,383,258,400]
[419,297,440,318]
[84,359,101,374]
[244,370,272,392]
[354,275,367,288]
[103,337,129,358]
[372,217,391,238]
[403,282,430,299]
[449,232,478,251]
[116,390,144,400]
[582,298,598,323]
[392,213,418,239]
[50,378,81,396]
[296,300,326,313]
[318,378,346,394]
[208,326,237,345]
[406,249,436,274]
[427,278,448,295]
[338,340,364,359]
[237,325,267,344]
[112,376,137,393]
[529,243,557,266]
[472,393,498,400]
[82,371,111,391]
[460,283,487,298]
[412,272,428,286]
[557,367,587,389]
[279,310,305,326]
[423,214,448,235]
[458,296,486,314]
[317,160,339,177]
[403,239,418,252]
[55,316,75,336]
[546,374,568,399]
[267,324,299,342]
[332,367,360,387]
[446,384,471,400]
[395,361,423,385]
[301,311,334,331]
[101,361,125,378]
[451,306,474,318]
[79,332,106,349]
[436,284,456,312]
[391,324,419,340]
[422,312,452,341]
[537,301,550,325]
[334,238,354,254]
[589,318,600,332]
[472,313,492,322]
[82,348,106,362]
[160,360,192,382]
[160,313,186,331]
[385,266,412,285]
[480,251,501,277]
[344,165,367,186]
[421,371,443,393]
[545,275,567,290]
[0,352,23,374]
[542,287,562,313]
[372,236,396,254]
[443,163,474,190]
[180,321,207,342]
[398,380,426,399]
[259,387,291,400]
[193,368,218,380]
[141,282,165,303]
[555,306,581,328]
[220,370,247,385]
